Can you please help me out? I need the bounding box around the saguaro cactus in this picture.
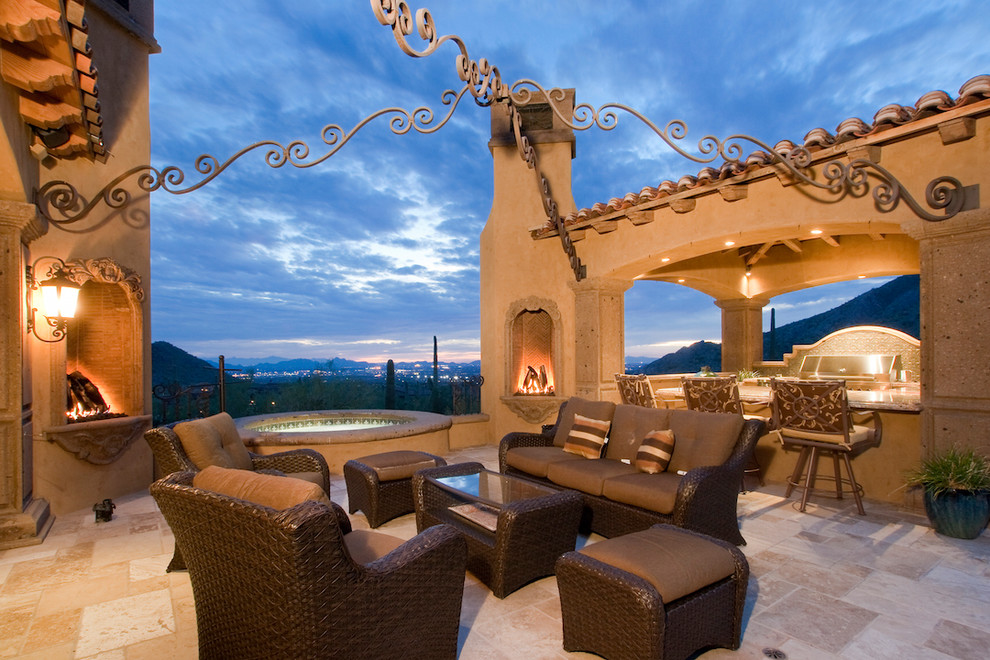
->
[385,359,396,409]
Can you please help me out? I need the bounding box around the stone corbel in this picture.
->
[44,415,151,464]
[500,395,561,425]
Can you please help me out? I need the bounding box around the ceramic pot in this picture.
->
[923,489,990,539]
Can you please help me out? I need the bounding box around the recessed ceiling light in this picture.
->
[810,229,823,235]
[677,278,685,283]
[724,240,735,247]
[661,257,670,262]
[858,275,866,279]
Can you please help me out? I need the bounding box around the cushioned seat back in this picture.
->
[770,379,852,445]
[193,464,331,509]
[665,409,745,474]
[552,397,616,447]
[174,412,253,471]
[605,405,672,462]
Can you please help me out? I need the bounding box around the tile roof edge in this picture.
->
[534,75,990,239]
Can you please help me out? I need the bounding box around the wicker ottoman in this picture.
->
[556,524,749,660]
[344,451,446,528]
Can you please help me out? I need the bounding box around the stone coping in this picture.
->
[236,409,452,446]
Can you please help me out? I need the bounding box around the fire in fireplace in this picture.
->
[518,365,554,396]
[66,371,125,422]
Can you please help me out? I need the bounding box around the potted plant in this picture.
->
[905,447,990,539]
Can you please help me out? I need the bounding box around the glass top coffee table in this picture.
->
[413,462,583,598]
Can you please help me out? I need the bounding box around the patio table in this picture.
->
[413,461,582,598]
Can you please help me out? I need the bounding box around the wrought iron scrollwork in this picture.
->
[35,0,971,284]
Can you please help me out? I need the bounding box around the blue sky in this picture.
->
[149,0,989,363]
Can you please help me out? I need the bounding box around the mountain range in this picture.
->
[154,275,918,384]
[642,274,918,374]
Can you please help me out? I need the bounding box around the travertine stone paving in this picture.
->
[1,444,987,659]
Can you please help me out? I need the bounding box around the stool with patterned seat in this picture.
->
[344,450,446,527]
[556,524,749,660]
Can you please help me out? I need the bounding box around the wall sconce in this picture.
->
[26,257,80,343]
[745,265,752,277]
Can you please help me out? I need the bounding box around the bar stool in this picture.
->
[769,379,882,515]
[682,376,765,488]
[615,372,660,408]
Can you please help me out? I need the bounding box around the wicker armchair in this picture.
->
[151,471,467,660]
[145,413,331,570]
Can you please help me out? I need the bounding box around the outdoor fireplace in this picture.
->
[43,258,150,467]
[512,309,555,396]
[502,298,562,423]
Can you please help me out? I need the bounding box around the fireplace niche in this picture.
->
[501,297,562,424]
[44,258,150,465]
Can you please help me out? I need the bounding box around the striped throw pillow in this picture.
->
[635,429,676,474]
[562,413,611,459]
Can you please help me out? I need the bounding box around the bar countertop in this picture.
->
[656,384,922,413]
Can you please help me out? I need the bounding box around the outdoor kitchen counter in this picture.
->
[654,384,922,413]
[736,384,922,413]
[653,383,923,506]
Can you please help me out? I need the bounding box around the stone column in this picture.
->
[568,277,632,401]
[716,297,769,374]
[0,200,51,549]
[904,208,990,458]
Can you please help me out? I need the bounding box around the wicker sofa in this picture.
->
[499,397,765,545]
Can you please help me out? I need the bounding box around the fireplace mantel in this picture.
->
[500,395,562,425]
[44,415,152,465]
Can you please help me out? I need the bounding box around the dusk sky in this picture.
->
[149,1,990,364]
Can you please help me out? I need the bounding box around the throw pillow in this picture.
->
[563,413,611,459]
[635,429,676,474]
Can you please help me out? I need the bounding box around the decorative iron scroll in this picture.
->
[35,84,473,224]
[35,1,971,283]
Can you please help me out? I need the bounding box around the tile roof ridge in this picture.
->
[547,74,989,234]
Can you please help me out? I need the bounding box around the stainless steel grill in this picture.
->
[798,354,905,387]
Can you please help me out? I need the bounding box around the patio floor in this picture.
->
[1,444,989,659]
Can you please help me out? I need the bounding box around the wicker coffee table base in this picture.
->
[414,462,583,598]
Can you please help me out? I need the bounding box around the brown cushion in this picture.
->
[193,465,330,510]
[601,472,682,514]
[547,458,637,496]
[282,471,325,489]
[635,429,675,474]
[203,412,253,471]
[553,397,616,447]
[343,529,405,565]
[355,450,441,482]
[579,526,737,602]
[505,446,583,478]
[666,410,744,474]
[175,418,235,470]
[606,405,672,462]
[781,424,871,448]
[562,414,611,459]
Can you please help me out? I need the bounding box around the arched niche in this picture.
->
[64,258,145,417]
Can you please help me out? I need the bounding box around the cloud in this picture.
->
[149,0,988,362]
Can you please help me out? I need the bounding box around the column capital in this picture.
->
[715,297,770,312]
[902,206,990,242]
[0,200,46,244]
[567,276,633,296]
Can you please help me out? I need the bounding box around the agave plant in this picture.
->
[906,447,990,498]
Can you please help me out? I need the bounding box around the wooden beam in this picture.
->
[746,242,775,266]
[782,239,802,253]
[820,235,840,247]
